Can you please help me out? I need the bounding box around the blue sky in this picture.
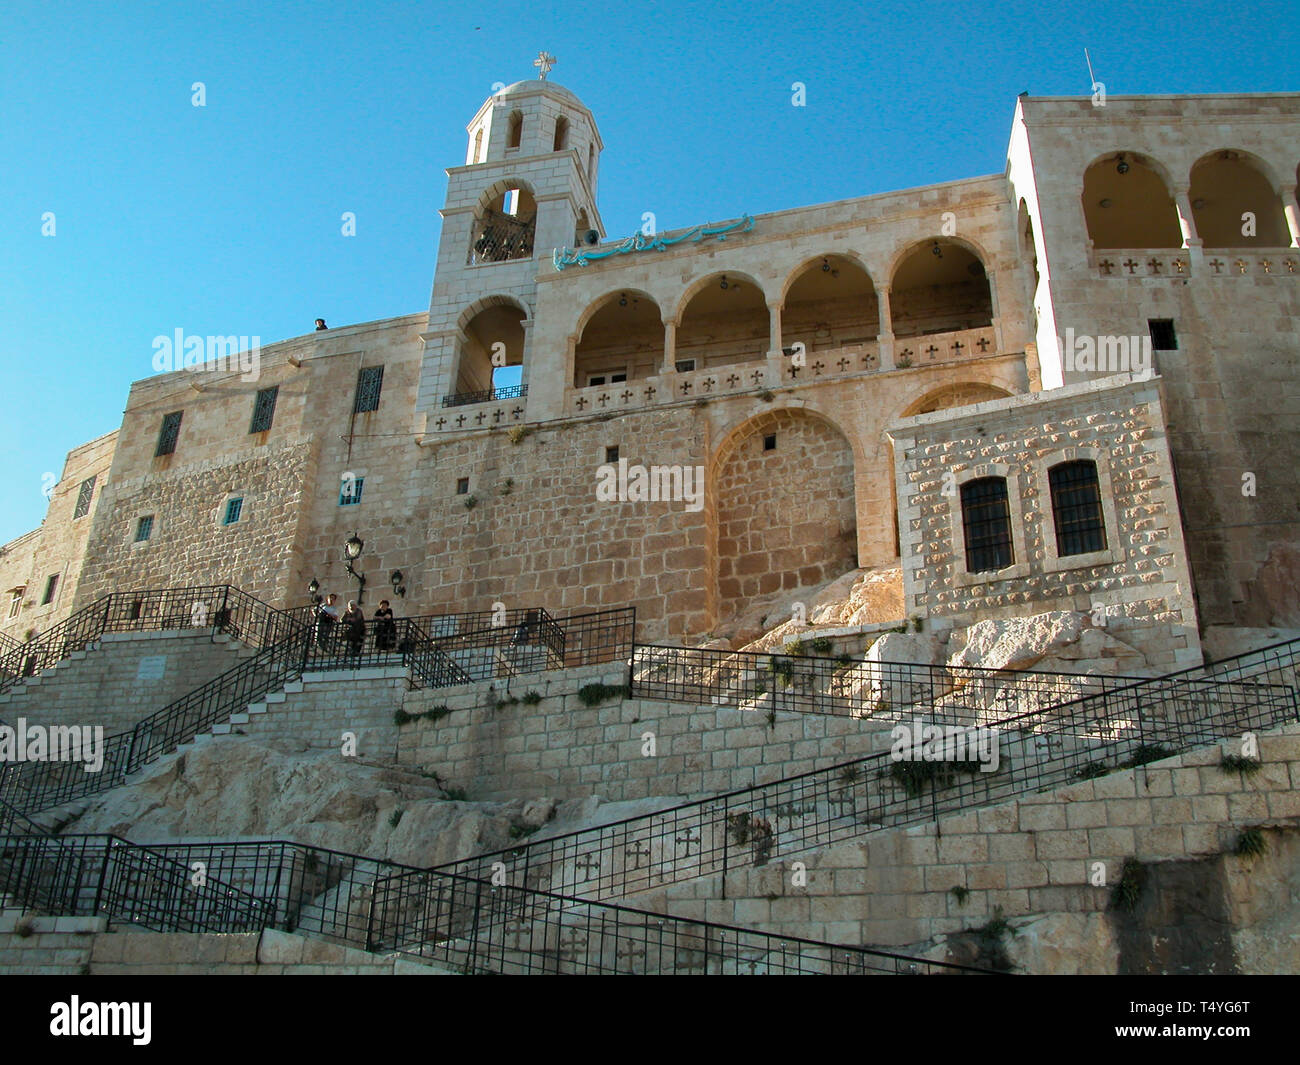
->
[2,0,1296,542]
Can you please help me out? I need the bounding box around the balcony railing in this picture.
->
[442,383,528,409]
[1090,247,1300,279]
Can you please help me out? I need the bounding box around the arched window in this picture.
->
[1189,151,1290,248]
[472,129,483,164]
[553,116,569,152]
[1048,460,1107,556]
[960,477,1013,572]
[1081,153,1182,249]
[507,111,523,150]
[587,143,595,181]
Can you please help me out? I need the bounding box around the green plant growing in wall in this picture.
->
[577,682,629,707]
[809,636,833,655]
[507,426,531,444]
[785,639,806,657]
[441,785,468,802]
[388,808,404,828]
[758,390,775,402]
[1074,760,1111,781]
[1110,857,1147,912]
[498,478,514,496]
[463,494,478,510]
[393,708,412,726]
[1220,754,1262,776]
[522,689,543,705]
[895,355,913,368]
[1234,826,1267,859]
[950,885,970,907]
[1120,744,1175,769]
[912,617,924,633]
[424,704,452,722]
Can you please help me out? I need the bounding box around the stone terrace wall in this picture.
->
[638,723,1300,967]
[0,631,259,736]
[889,374,1200,669]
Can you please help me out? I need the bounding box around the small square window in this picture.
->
[763,434,777,451]
[456,477,470,495]
[135,515,155,543]
[223,497,244,525]
[41,574,59,605]
[605,445,620,463]
[339,478,364,506]
[1149,319,1177,351]
[587,374,607,387]
[675,359,696,373]
[610,371,628,383]
[156,412,183,457]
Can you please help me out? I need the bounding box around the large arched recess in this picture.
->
[780,253,879,350]
[1081,151,1182,248]
[1189,150,1290,248]
[674,271,769,370]
[711,408,858,626]
[572,289,664,387]
[888,238,993,338]
[452,295,530,397]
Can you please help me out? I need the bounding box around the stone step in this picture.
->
[228,713,250,724]
[265,692,287,704]
[246,703,268,715]
[211,724,232,735]
[283,681,304,694]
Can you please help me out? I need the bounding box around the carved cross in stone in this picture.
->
[675,829,701,856]
[1099,259,1115,275]
[1147,258,1163,274]
[474,411,486,424]
[1122,259,1139,274]
[643,386,656,401]
[1261,259,1273,274]
[899,348,913,360]
[534,51,556,79]
[726,374,740,388]
[1235,259,1248,274]
[557,929,587,959]
[1173,259,1186,274]
[679,380,692,394]
[616,939,647,968]
[749,370,763,386]
[811,360,825,375]
[951,340,964,356]
[493,408,504,422]
[1285,259,1298,274]
[596,392,610,407]
[702,377,715,392]
[862,353,876,367]
[837,357,851,372]
[925,344,939,359]
[975,336,990,353]
[1209,258,1225,274]
[511,407,524,420]
[575,396,588,410]
[574,853,601,881]
[455,414,466,427]
[435,417,446,429]
[621,389,633,403]
[787,364,799,379]
[625,841,651,869]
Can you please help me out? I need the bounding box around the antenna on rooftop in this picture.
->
[1084,47,1096,87]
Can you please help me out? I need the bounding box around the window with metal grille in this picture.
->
[354,367,384,413]
[960,477,1013,573]
[1049,460,1108,556]
[41,574,59,605]
[223,497,243,525]
[1148,319,1177,351]
[74,476,96,519]
[156,412,183,456]
[250,386,278,433]
[135,515,154,542]
[339,478,364,506]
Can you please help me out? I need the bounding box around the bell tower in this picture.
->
[417,57,605,420]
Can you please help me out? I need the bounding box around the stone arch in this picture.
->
[711,408,858,625]
[573,290,664,387]
[1081,150,1182,248]
[1189,149,1290,248]
[888,238,993,339]
[468,179,538,264]
[898,381,1015,418]
[674,271,769,371]
[450,295,530,400]
[779,254,880,351]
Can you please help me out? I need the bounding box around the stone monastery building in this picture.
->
[5,79,1300,671]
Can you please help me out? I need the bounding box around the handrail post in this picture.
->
[93,840,112,917]
[720,795,729,900]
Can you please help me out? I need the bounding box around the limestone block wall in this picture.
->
[889,374,1200,669]
[642,723,1300,968]
[0,631,260,736]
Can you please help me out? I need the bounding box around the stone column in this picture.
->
[875,285,895,370]
[767,302,783,357]
[1280,185,1300,248]
[660,319,678,374]
[1172,185,1204,265]
[518,319,534,393]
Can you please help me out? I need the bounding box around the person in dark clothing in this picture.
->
[316,593,340,650]
[374,600,397,652]
[342,601,366,659]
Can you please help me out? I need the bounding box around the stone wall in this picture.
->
[889,374,1200,669]
[0,631,259,736]
[638,723,1300,972]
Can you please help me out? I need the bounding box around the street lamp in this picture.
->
[307,578,322,605]
[390,570,406,598]
[343,533,366,602]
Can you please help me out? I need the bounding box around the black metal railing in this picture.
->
[632,643,1150,726]
[0,830,991,975]
[442,383,528,409]
[432,658,1300,907]
[468,209,535,265]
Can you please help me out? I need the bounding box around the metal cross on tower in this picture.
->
[534,51,556,79]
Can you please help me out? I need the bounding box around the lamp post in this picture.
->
[343,533,366,603]
[390,570,406,598]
